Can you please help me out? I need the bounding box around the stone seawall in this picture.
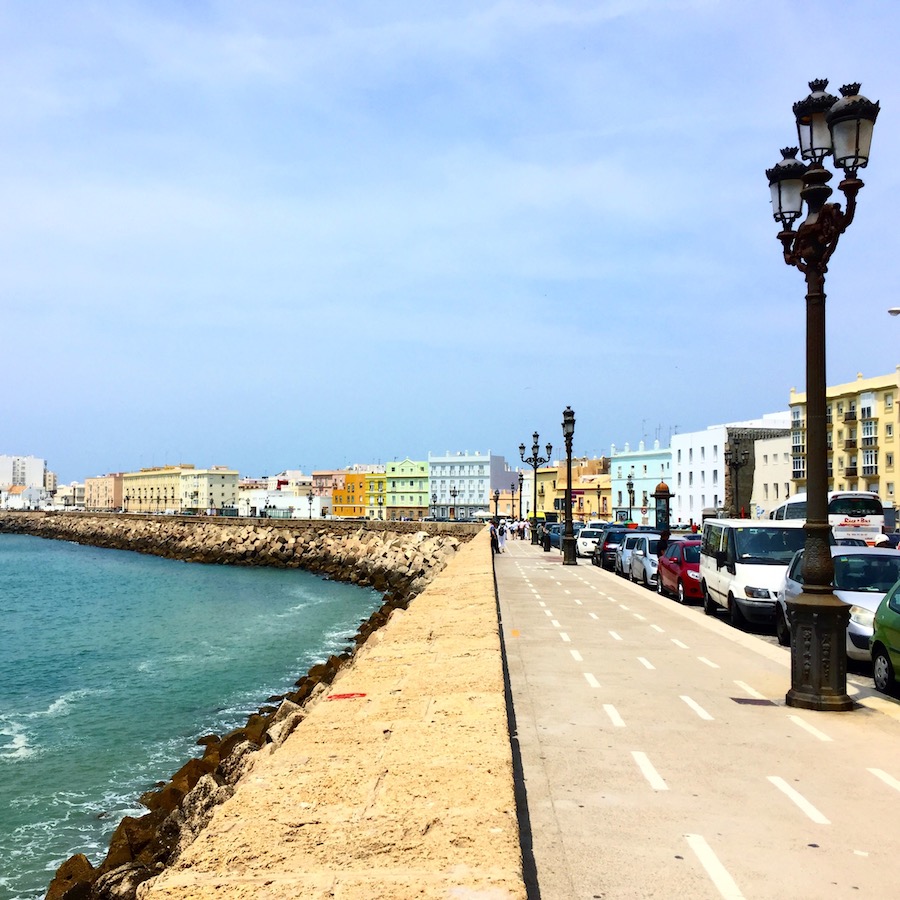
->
[0,512,481,604]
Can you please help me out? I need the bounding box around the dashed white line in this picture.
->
[633,613,647,621]
[609,631,622,641]
[570,649,583,662]
[672,639,689,649]
[632,751,668,790]
[560,633,571,642]
[681,695,714,721]
[734,680,766,699]
[589,612,599,620]
[788,715,833,742]
[544,609,553,617]
[603,704,625,727]
[620,604,630,611]
[584,673,600,688]
[637,657,655,670]
[698,657,720,668]
[551,619,561,628]
[684,834,745,899]
[767,776,830,824]
[538,600,546,607]
[574,598,582,605]
[869,768,900,792]
[651,624,664,633]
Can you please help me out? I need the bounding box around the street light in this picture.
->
[431,492,437,519]
[493,488,500,521]
[626,470,635,523]
[510,482,517,521]
[518,472,524,520]
[307,489,314,520]
[449,486,458,520]
[595,483,602,521]
[724,442,750,517]
[377,495,383,520]
[766,79,879,711]
[520,432,552,545]
[561,406,577,565]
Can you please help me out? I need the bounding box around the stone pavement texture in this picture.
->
[496,538,900,899]
[140,531,526,900]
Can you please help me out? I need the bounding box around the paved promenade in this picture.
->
[496,538,900,899]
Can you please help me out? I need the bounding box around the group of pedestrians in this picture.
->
[490,519,530,554]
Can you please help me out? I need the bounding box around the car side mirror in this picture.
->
[715,550,727,568]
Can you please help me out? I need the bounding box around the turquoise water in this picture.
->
[0,534,382,899]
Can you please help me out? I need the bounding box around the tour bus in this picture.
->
[769,491,885,544]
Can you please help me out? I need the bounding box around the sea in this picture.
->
[0,533,383,899]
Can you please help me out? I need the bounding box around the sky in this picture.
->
[4,1,900,483]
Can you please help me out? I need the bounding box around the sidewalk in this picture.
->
[495,538,900,899]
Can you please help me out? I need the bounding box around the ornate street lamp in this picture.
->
[626,471,635,523]
[520,432,552,545]
[307,489,314,520]
[377,495,383,520]
[724,441,750,517]
[767,79,879,711]
[518,472,524,520]
[431,492,437,519]
[449,486,458,520]
[493,489,500,521]
[561,406,577,565]
[510,482,517,520]
[595,483,602,521]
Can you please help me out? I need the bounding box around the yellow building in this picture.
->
[789,368,900,503]
[365,471,387,520]
[123,466,187,513]
[332,472,368,518]
[534,467,557,523]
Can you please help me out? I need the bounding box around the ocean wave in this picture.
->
[0,720,35,761]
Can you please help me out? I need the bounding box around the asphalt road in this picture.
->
[496,539,900,900]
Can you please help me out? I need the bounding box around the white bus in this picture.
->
[769,491,885,545]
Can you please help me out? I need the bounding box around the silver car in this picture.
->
[775,546,900,660]
[629,534,662,588]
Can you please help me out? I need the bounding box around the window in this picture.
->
[886,393,894,409]
[888,424,894,439]
[888,454,894,468]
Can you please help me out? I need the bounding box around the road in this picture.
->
[496,539,900,899]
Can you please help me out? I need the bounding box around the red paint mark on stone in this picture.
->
[327,693,367,701]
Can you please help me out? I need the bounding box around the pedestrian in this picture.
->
[490,521,499,555]
[498,521,507,552]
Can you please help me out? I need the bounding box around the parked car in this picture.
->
[548,522,583,549]
[657,539,702,603]
[615,533,645,577]
[576,528,604,558]
[593,527,630,570]
[871,583,900,692]
[775,546,900,658]
[629,534,662,588]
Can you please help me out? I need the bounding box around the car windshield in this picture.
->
[833,554,900,593]
[683,545,701,564]
[735,527,807,564]
[581,529,601,539]
[830,496,883,517]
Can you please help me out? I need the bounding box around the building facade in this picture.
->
[749,434,793,519]
[332,471,367,518]
[0,455,47,490]
[180,467,239,513]
[609,442,673,526]
[85,474,124,512]
[365,471,387,520]
[386,458,429,520]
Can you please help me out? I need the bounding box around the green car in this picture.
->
[870,581,900,693]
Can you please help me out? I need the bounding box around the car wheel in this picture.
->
[657,577,665,596]
[775,605,791,646]
[703,585,716,616]
[677,581,686,604]
[643,571,650,588]
[873,644,895,693]
[729,594,747,630]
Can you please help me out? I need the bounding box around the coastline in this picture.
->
[0,514,509,898]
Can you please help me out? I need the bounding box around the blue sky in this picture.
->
[4,1,900,483]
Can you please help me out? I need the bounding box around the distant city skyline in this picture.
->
[4,3,899,484]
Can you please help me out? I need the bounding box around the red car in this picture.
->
[657,539,702,603]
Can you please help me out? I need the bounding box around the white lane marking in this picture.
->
[564,590,571,595]
[638,657,655,670]
[603,704,625,727]
[574,598,583,605]
[651,624,664,633]
[767,776,830,824]
[734,680,766,699]
[698,657,720,668]
[544,609,553,617]
[609,631,622,641]
[551,619,561,628]
[538,600,546,607]
[584,673,600,688]
[684,834,745,900]
[570,649,583,662]
[788,715,833,742]
[869,768,900,792]
[632,751,668,790]
[620,604,630,611]
[681,695,714,721]
[672,639,689,649]
[560,632,571,642]
[589,612,599,620]
[633,613,647,621]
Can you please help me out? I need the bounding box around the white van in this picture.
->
[699,519,808,628]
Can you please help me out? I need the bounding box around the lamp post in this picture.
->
[431,492,437,519]
[307,489,314,520]
[724,442,750,517]
[520,433,552,545]
[518,472,524,520]
[626,471,635,523]
[595,483,602,521]
[449,486,458,520]
[766,79,879,711]
[377,495,383,520]
[493,489,500,521]
[561,406,577,565]
[510,482,517,521]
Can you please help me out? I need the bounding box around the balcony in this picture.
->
[862,437,879,448]
[845,466,858,477]
[843,439,857,450]
[863,465,879,477]
[844,410,857,422]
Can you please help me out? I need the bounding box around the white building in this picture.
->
[0,455,48,490]
[0,485,46,510]
[670,412,790,526]
[180,467,239,513]
[749,434,793,519]
[427,451,514,520]
[237,487,325,519]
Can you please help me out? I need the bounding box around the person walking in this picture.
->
[490,521,499,555]
[498,521,507,553]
